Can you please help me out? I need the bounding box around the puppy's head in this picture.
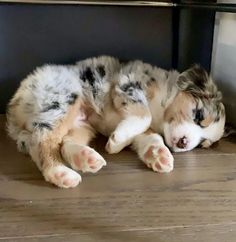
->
[163,65,225,152]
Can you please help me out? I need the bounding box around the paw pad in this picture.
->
[62,143,106,173]
[44,165,82,188]
[143,145,174,173]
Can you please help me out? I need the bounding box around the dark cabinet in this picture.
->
[0,0,235,113]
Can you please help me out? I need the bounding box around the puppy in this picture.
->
[6,56,225,188]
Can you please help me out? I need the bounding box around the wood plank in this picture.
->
[0,115,236,240]
[3,224,236,242]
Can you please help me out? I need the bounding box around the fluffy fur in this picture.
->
[6,56,225,188]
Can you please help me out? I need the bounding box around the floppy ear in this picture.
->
[177,64,223,102]
[177,64,211,95]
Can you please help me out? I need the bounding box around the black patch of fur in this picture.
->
[96,65,106,78]
[215,115,220,122]
[80,67,99,98]
[80,67,95,87]
[193,108,204,127]
[188,65,208,89]
[120,81,143,104]
[67,93,78,105]
[177,65,210,97]
[33,122,52,130]
[120,81,142,93]
[43,101,60,112]
[128,98,143,104]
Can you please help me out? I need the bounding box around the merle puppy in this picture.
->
[7,56,225,188]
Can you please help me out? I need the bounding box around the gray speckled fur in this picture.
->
[6,56,225,156]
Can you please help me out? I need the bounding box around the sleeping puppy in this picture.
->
[6,56,225,188]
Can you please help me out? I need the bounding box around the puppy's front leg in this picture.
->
[106,104,152,154]
[132,130,174,173]
[106,77,151,154]
[105,114,151,154]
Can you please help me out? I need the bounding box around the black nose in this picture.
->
[176,136,187,149]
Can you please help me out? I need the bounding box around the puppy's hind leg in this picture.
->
[28,102,83,188]
[61,124,106,174]
[29,128,82,188]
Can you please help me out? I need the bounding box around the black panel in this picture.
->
[177,1,216,72]
[0,4,172,113]
[171,0,180,68]
[177,8,215,72]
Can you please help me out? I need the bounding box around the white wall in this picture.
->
[211,1,236,125]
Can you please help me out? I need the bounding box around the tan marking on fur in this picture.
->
[201,139,212,148]
[63,124,96,146]
[200,115,214,127]
[38,99,85,170]
[164,92,194,124]
[88,100,123,136]
[7,97,26,130]
[22,123,26,130]
[123,103,151,118]
[111,88,125,110]
[8,97,21,109]
[146,81,159,100]
[111,86,151,118]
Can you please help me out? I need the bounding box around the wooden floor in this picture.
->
[0,115,236,241]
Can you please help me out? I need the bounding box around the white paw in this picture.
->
[62,143,106,173]
[43,165,82,188]
[142,145,174,173]
[105,132,131,154]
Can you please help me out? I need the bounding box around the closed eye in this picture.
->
[193,108,204,126]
